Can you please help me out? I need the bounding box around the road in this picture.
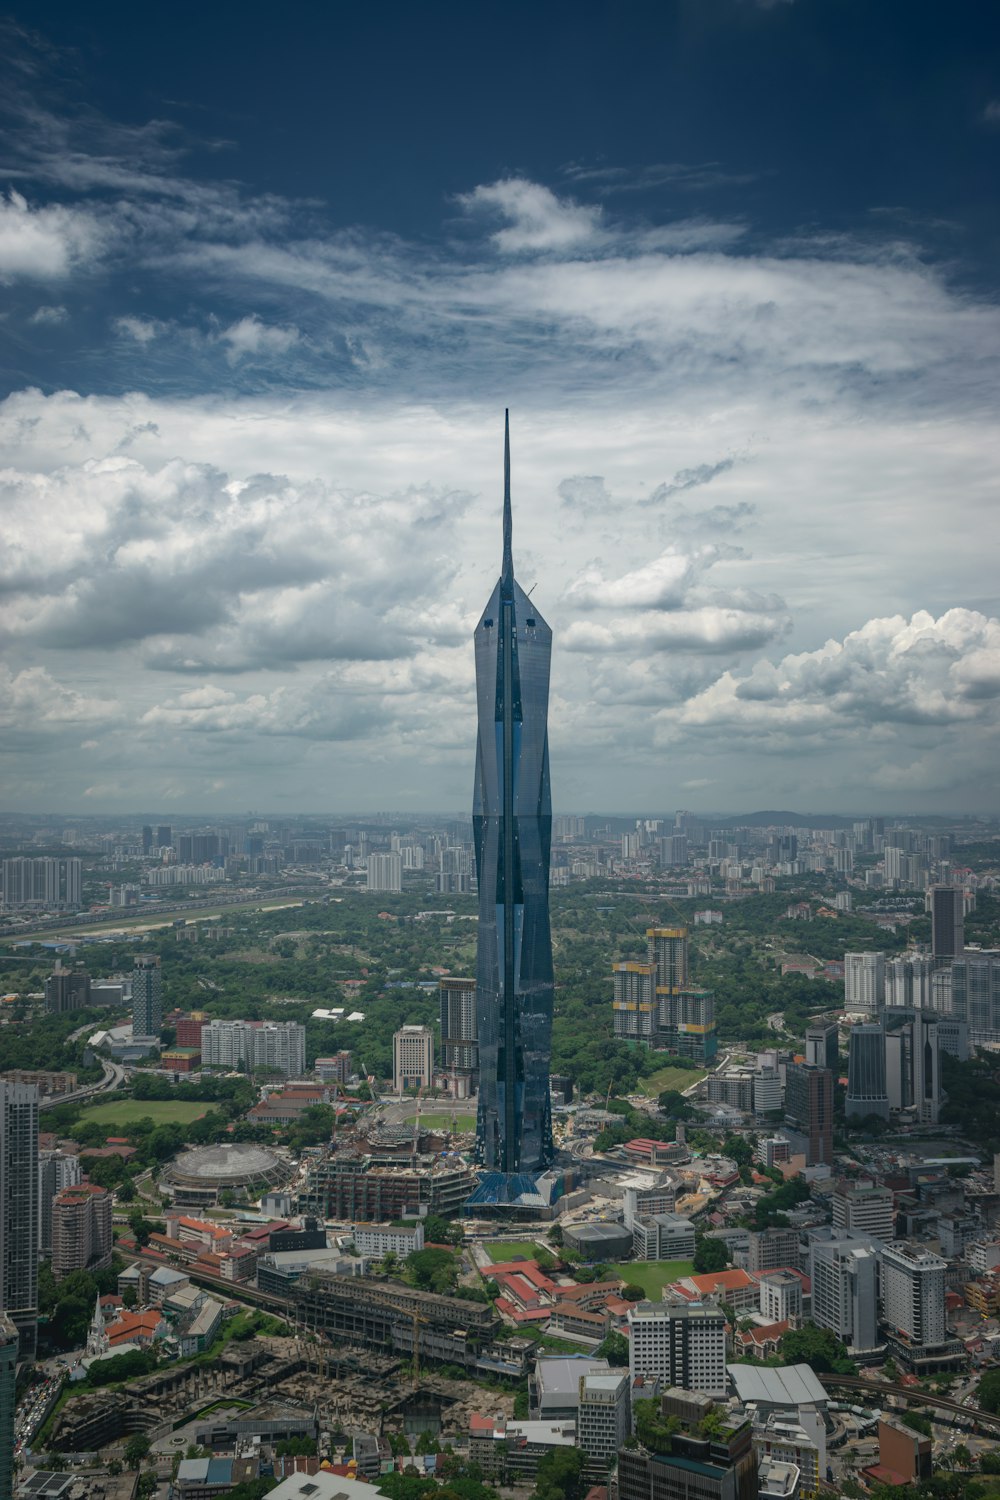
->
[39,1055,125,1112]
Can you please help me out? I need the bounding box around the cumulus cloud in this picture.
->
[219,315,301,363]
[640,459,738,506]
[0,664,118,739]
[29,303,67,324]
[565,542,741,611]
[459,178,604,253]
[565,606,788,654]
[0,190,101,280]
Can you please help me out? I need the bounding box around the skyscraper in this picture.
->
[132,953,162,1039]
[846,1021,890,1120]
[0,1082,39,1361]
[0,1315,17,1500]
[785,1063,834,1166]
[473,414,554,1177]
[929,885,964,960]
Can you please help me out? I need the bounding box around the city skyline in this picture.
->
[1,5,998,815]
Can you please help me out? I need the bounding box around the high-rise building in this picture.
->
[950,955,1000,1044]
[612,962,657,1040]
[577,1370,631,1462]
[44,961,91,1014]
[648,927,689,1015]
[618,1389,757,1500]
[156,825,172,849]
[658,988,717,1064]
[0,1315,17,1500]
[393,1024,434,1093]
[929,886,964,960]
[200,1019,305,1076]
[885,1012,942,1125]
[805,1022,839,1073]
[474,415,554,1178]
[844,952,885,1011]
[0,1082,39,1360]
[51,1183,113,1280]
[884,953,935,1009]
[627,1301,727,1398]
[845,1022,889,1120]
[784,1063,833,1166]
[141,824,154,854]
[39,1150,83,1254]
[366,852,402,893]
[659,834,688,868]
[439,977,478,1090]
[810,1235,880,1352]
[132,953,162,1039]
[1,857,81,908]
[879,1243,947,1350]
[831,1180,895,1243]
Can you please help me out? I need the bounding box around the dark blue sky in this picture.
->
[1,0,999,813]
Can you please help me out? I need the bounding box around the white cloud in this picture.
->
[0,190,101,281]
[114,315,160,343]
[29,303,67,324]
[459,178,604,253]
[565,606,788,654]
[219,315,301,362]
[0,664,118,738]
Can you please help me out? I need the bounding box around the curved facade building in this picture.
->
[473,413,554,1177]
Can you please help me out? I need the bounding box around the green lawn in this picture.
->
[405,1112,477,1130]
[82,1097,209,1128]
[484,1239,546,1263]
[639,1066,707,1097]
[611,1259,694,1298]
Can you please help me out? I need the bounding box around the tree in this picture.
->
[532,1446,588,1500]
[978,1368,1000,1414]
[122,1286,137,1309]
[406,1247,458,1294]
[776,1323,855,1375]
[595,1330,629,1367]
[621,1283,646,1303]
[692,1237,729,1274]
[124,1433,151,1470]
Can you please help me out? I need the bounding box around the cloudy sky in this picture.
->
[1,0,999,816]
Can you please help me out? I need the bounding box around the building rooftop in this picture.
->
[728,1362,827,1407]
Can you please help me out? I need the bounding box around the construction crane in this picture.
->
[411,1084,423,1161]
[411,1309,426,1385]
[359,1060,381,1109]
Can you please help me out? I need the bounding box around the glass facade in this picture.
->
[473,414,554,1175]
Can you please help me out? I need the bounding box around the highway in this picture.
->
[820,1374,1000,1431]
[39,1055,125,1111]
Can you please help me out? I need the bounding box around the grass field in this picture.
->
[611,1259,694,1298]
[639,1065,707,1097]
[405,1112,477,1130]
[82,1098,209,1128]
[484,1239,546,1263]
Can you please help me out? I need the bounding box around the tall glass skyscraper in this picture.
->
[473,413,554,1178]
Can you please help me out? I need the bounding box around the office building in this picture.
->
[929,885,964,960]
[759,1270,803,1328]
[0,1315,17,1500]
[831,1181,895,1244]
[39,1149,83,1254]
[366,852,402,893]
[810,1236,879,1353]
[612,961,657,1041]
[44,962,92,1014]
[804,1023,838,1073]
[201,1019,306,1077]
[51,1183,113,1280]
[746,1228,801,1274]
[885,1012,941,1125]
[631,1213,697,1262]
[753,1067,783,1114]
[951,955,1000,1044]
[845,1022,889,1120]
[439,977,478,1089]
[0,1082,39,1360]
[844,952,885,1011]
[784,1063,833,1166]
[474,415,554,1178]
[577,1369,631,1462]
[708,1069,753,1112]
[627,1301,727,1399]
[884,953,934,1010]
[393,1025,434,1092]
[618,1389,757,1500]
[132,953,163,1039]
[879,1243,947,1350]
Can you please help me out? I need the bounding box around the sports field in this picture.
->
[639,1066,707,1097]
[484,1240,546,1263]
[611,1259,694,1298]
[405,1112,476,1130]
[82,1098,209,1129]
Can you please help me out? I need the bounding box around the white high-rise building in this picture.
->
[879,1243,947,1350]
[201,1019,305,1077]
[831,1180,895,1243]
[885,953,935,1010]
[844,953,886,1011]
[810,1236,879,1353]
[627,1301,727,1398]
[366,852,402,893]
[577,1371,631,1462]
[393,1024,434,1092]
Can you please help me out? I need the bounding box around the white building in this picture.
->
[753,1068,783,1114]
[809,1236,879,1353]
[831,1181,895,1244]
[844,952,886,1011]
[577,1370,631,1462]
[366,852,402,893]
[393,1024,434,1091]
[627,1301,727,1399]
[351,1222,425,1257]
[879,1243,947,1349]
[759,1270,803,1328]
[201,1019,305,1077]
[630,1213,696,1262]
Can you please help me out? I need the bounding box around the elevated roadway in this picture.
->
[820,1374,1000,1431]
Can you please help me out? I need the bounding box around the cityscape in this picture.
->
[3,7,1000,1500]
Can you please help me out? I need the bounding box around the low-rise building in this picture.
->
[351,1221,425,1257]
[469,1414,578,1482]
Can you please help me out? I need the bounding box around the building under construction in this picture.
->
[298,1147,474,1221]
[288,1269,533,1380]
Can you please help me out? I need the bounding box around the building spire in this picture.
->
[502,408,513,589]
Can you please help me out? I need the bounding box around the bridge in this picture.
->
[820,1374,1000,1431]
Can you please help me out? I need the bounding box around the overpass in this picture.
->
[820,1374,1000,1431]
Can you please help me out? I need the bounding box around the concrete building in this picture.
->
[0,1082,38,1360]
[531,1355,614,1420]
[884,953,935,1010]
[845,1022,890,1120]
[627,1301,727,1399]
[747,1229,801,1274]
[439,976,478,1090]
[577,1369,631,1462]
[876,1417,933,1485]
[759,1270,803,1328]
[200,1019,306,1077]
[810,1236,879,1353]
[618,1389,757,1500]
[351,1222,424,1257]
[831,1181,895,1244]
[393,1024,434,1092]
[929,886,964,960]
[631,1213,696,1262]
[0,1315,17,1500]
[132,953,163,1040]
[804,1023,838,1073]
[844,952,885,1011]
[753,1067,783,1114]
[366,852,402,893]
[879,1243,947,1350]
[612,962,657,1041]
[38,1150,83,1256]
[951,955,1000,1045]
[44,962,91,1014]
[51,1183,112,1280]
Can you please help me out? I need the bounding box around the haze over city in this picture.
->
[1,1,999,816]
